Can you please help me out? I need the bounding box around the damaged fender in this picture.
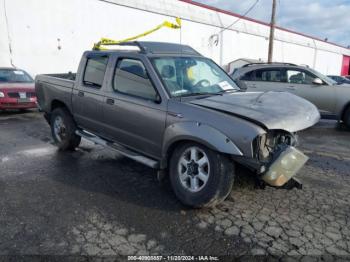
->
[161,121,242,168]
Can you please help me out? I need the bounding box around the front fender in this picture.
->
[162,121,243,161]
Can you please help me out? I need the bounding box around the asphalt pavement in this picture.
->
[0,110,349,260]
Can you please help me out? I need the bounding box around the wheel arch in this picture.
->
[51,99,69,112]
[46,99,76,126]
[161,122,243,169]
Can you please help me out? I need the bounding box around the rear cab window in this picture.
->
[83,56,109,88]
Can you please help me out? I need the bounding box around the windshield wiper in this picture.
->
[179,92,221,98]
[215,88,240,95]
[179,89,239,99]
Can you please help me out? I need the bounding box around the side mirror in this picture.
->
[312,78,323,85]
[154,94,162,104]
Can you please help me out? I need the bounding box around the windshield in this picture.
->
[340,77,350,84]
[329,76,350,84]
[0,69,33,83]
[152,57,239,97]
[307,68,337,85]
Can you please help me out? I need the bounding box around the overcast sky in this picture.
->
[195,0,350,47]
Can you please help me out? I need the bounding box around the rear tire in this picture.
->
[50,107,81,151]
[169,142,235,208]
[343,107,350,128]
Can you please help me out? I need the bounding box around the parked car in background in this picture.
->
[345,75,350,80]
[0,67,37,110]
[35,42,319,208]
[231,63,350,128]
[327,75,350,85]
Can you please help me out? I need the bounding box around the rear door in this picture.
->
[101,55,167,159]
[72,53,109,135]
[241,68,285,92]
[284,68,336,114]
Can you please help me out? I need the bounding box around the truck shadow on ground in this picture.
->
[0,108,38,116]
[46,147,253,255]
[49,146,258,213]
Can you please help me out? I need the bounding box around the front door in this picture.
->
[101,56,167,159]
[284,68,336,115]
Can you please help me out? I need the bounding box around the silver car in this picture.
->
[328,75,350,85]
[232,63,350,127]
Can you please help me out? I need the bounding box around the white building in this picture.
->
[1,0,350,76]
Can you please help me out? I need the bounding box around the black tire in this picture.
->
[343,107,350,128]
[169,142,235,208]
[50,107,81,151]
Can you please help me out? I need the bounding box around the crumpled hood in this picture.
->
[189,91,320,133]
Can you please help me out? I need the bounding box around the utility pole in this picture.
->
[268,0,277,63]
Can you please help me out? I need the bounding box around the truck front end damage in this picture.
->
[255,131,308,188]
[262,146,308,187]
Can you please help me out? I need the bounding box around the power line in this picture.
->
[209,0,260,46]
[3,0,15,67]
[218,0,260,34]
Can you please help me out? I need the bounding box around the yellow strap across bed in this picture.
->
[93,17,181,50]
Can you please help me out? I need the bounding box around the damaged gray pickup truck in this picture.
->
[35,42,320,207]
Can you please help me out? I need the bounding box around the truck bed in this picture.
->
[45,73,76,80]
[35,73,76,113]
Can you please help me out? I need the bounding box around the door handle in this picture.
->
[78,91,84,97]
[106,98,115,105]
[286,86,296,90]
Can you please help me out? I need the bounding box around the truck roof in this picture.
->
[0,67,17,70]
[90,41,202,56]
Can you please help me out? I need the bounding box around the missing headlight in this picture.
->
[256,130,297,163]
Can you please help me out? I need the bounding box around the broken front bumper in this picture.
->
[262,146,308,187]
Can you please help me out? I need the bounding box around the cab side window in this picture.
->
[83,56,109,88]
[113,58,157,100]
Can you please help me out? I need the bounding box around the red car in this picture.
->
[0,67,37,110]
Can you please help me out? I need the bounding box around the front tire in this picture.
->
[50,107,81,151]
[169,142,235,208]
[343,107,350,128]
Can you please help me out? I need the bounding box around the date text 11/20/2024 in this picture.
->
[127,256,219,261]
